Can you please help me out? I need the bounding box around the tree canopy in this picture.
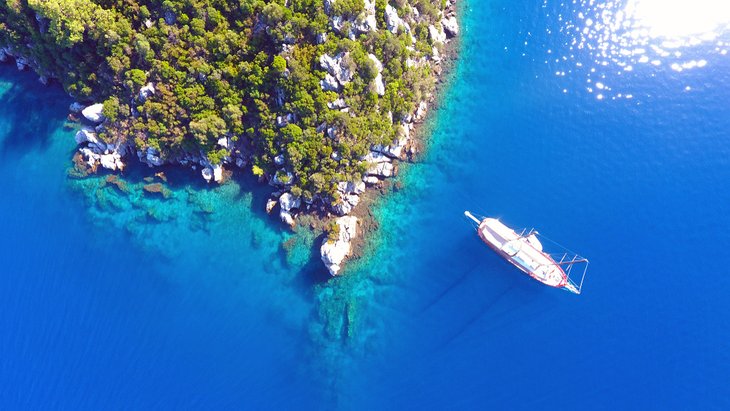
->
[0,0,445,203]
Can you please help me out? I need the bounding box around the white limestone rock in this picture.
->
[372,136,407,159]
[279,192,301,228]
[217,136,230,149]
[99,153,124,171]
[338,180,366,195]
[385,4,404,34]
[78,146,124,171]
[320,216,359,275]
[319,53,353,86]
[368,54,385,96]
[363,150,392,164]
[320,74,340,91]
[431,46,442,62]
[415,101,428,121]
[201,167,213,182]
[363,151,396,176]
[79,147,101,168]
[274,154,285,166]
[139,82,155,101]
[354,0,378,33]
[333,199,353,215]
[371,162,395,177]
[213,164,224,183]
[363,175,380,185]
[266,198,277,214]
[333,181,366,215]
[328,98,347,110]
[279,192,301,212]
[442,16,459,37]
[276,113,296,127]
[74,127,98,145]
[429,24,447,44]
[82,103,105,123]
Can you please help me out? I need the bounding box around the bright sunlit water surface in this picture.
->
[543,0,730,99]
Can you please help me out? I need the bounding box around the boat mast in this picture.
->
[464,211,482,224]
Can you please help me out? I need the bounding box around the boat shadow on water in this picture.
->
[411,233,559,353]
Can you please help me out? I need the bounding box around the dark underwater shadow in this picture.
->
[0,64,69,159]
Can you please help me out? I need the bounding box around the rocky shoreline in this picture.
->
[0,0,459,277]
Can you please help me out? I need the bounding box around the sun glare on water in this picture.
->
[543,0,730,99]
[628,0,730,40]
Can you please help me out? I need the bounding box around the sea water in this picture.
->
[1,0,730,409]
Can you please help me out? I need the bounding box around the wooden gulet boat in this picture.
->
[464,211,588,294]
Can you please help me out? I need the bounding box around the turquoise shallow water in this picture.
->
[2,0,730,408]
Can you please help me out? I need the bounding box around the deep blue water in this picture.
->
[2,0,730,409]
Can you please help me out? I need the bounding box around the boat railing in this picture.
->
[550,252,589,294]
[529,230,590,294]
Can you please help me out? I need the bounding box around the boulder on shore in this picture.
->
[74,127,98,145]
[279,192,301,228]
[213,164,224,183]
[442,16,459,37]
[144,147,164,167]
[428,24,446,44]
[82,103,105,123]
[320,216,359,275]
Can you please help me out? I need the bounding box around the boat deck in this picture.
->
[477,218,566,287]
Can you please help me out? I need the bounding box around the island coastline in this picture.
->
[0,0,461,276]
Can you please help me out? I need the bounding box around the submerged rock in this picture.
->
[320,216,358,275]
[143,183,171,198]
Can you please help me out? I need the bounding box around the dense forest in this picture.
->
[0,0,454,207]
